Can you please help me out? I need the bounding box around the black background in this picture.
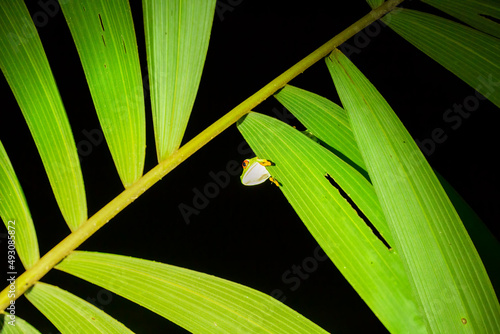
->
[1,0,498,333]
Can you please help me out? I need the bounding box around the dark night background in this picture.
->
[1,0,498,333]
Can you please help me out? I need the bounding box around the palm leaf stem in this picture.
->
[0,0,404,311]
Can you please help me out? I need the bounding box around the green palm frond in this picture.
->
[383,7,500,108]
[0,314,41,333]
[25,282,134,333]
[237,111,426,333]
[144,0,216,162]
[0,1,86,232]
[0,0,498,332]
[59,0,145,188]
[327,48,500,332]
[0,141,38,269]
[55,251,328,333]
[422,0,500,38]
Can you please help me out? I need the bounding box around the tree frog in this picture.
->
[240,157,279,186]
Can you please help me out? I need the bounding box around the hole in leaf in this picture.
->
[122,36,127,54]
[325,173,391,250]
[318,139,370,181]
[479,14,500,25]
[98,13,105,31]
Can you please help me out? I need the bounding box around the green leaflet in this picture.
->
[0,0,87,231]
[25,282,133,334]
[55,251,328,334]
[327,48,500,332]
[59,0,145,188]
[0,141,39,269]
[274,83,500,296]
[143,0,216,162]
[0,314,41,333]
[237,112,426,333]
[421,0,500,39]
[383,8,500,109]
[275,85,367,175]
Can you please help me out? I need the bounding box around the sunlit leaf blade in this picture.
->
[59,0,145,188]
[0,1,87,231]
[273,85,390,242]
[383,8,500,108]
[0,141,39,269]
[274,84,500,296]
[274,84,367,174]
[55,251,328,334]
[0,313,41,333]
[25,282,133,334]
[238,112,426,333]
[326,48,500,332]
[143,0,216,162]
[421,0,500,39]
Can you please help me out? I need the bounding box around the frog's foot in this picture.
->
[269,177,280,187]
[257,159,273,167]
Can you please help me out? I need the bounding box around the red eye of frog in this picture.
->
[242,159,250,169]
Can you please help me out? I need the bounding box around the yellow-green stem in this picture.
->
[0,0,403,311]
